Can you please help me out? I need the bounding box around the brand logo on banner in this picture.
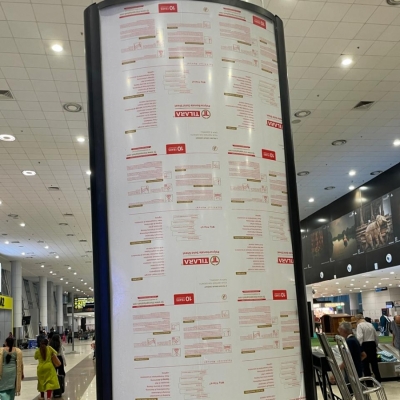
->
[262,149,276,161]
[159,3,178,13]
[267,120,282,129]
[210,255,220,265]
[278,257,294,264]
[174,293,194,305]
[253,16,266,29]
[201,109,211,119]
[175,110,201,118]
[273,290,287,300]
[183,257,209,265]
[166,143,186,154]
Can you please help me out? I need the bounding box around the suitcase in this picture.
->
[53,375,65,398]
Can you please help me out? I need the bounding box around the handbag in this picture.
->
[52,354,61,368]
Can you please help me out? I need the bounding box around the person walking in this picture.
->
[355,314,382,384]
[34,339,60,399]
[0,337,24,400]
[49,334,66,376]
[391,315,400,354]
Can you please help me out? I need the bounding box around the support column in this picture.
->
[11,261,22,340]
[56,285,63,333]
[39,276,48,331]
[349,293,359,315]
[47,281,54,330]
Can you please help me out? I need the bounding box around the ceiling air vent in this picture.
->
[353,101,375,110]
[47,186,60,191]
[7,214,18,219]
[66,234,75,237]
[37,240,44,243]
[11,241,20,244]
[63,213,74,217]
[79,239,87,243]
[0,90,14,100]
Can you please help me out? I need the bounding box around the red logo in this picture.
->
[201,109,211,119]
[262,149,276,161]
[175,110,200,117]
[253,16,266,29]
[267,120,282,129]
[183,257,209,265]
[174,293,194,305]
[158,3,177,13]
[166,143,186,154]
[210,256,220,265]
[273,290,287,300]
[278,257,294,264]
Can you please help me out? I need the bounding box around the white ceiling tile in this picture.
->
[306,21,339,38]
[12,91,38,101]
[289,52,317,67]
[6,79,34,91]
[316,3,352,22]
[343,68,371,80]
[379,56,400,70]
[317,101,340,110]
[332,80,360,91]
[44,111,65,120]
[291,90,311,100]
[63,6,85,24]
[367,6,400,24]
[47,55,75,69]
[1,66,28,79]
[302,67,329,80]
[267,0,298,19]
[58,92,81,102]
[378,25,400,42]
[353,55,381,69]
[354,23,387,40]
[38,23,69,40]
[325,91,350,101]
[310,54,339,68]
[1,3,35,22]
[288,66,307,79]
[18,101,41,111]
[0,21,12,38]
[342,40,374,56]
[73,56,85,70]
[21,54,50,69]
[323,68,349,80]
[40,101,62,112]
[70,41,84,57]
[365,41,395,56]
[342,4,377,23]
[27,68,53,81]
[322,39,351,54]
[67,24,84,41]
[32,4,65,23]
[383,70,400,81]
[1,110,24,119]
[285,37,302,52]
[8,21,41,39]
[31,80,57,92]
[23,110,45,120]
[297,38,327,53]
[352,80,378,91]
[389,42,400,57]
[55,81,79,92]
[363,69,391,80]
[306,90,330,101]
[36,91,59,102]
[293,79,319,90]
[344,90,368,100]
[291,1,324,20]
[331,22,363,39]
[0,38,17,52]
[285,19,313,37]
[52,69,77,81]
[15,38,45,55]
[299,99,322,109]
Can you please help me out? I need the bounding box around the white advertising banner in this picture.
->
[99,1,305,398]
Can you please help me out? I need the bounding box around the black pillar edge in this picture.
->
[84,5,113,400]
[275,17,317,400]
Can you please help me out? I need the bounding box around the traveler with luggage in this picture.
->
[49,334,66,398]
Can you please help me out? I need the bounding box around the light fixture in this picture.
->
[341,58,353,66]
[351,279,355,281]
[74,272,77,275]
[349,185,355,190]
[22,170,36,176]
[55,255,59,259]
[51,44,63,52]
[390,272,394,274]
[53,273,56,276]
[84,282,87,285]
[366,281,369,283]
[21,252,25,255]
[77,137,85,143]
[68,267,71,270]
[41,265,44,268]
[332,140,347,146]
[300,229,305,233]
[379,282,382,285]
[363,285,366,287]
[20,223,25,227]
[66,282,68,284]
[350,284,354,286]
[44,245,49,249]
[350,289,352,292]
[81,279,84,281]
[387,0,400,4]
[308,198,314,203]
[294,110,311,118]
[324,186,335,190]
[297,171,310,176]
[370,171,382,176]
[63,103,82,113]
[360,186,367,191]
[0,134,16,142]
[349,170,356,176]
[336,282,339,285]
[86,170,91,175]
[5,241,9,244]
[60,278,63,280]
[50,271,53,274]
[389,284,392,286]
[318,218,326,223]
[394,139,400,146]
[72,286,75,288]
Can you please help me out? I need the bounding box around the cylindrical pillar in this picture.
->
[47,281,54,330]
[349,293,359,315]
[39,276,48,331]
[11,261,22,340]
[56,285,63,333]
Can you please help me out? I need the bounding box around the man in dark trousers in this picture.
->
[355,314,382,384]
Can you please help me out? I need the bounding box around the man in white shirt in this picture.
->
[355,314,381,383]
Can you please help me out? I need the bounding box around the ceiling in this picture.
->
[1,0,400,292]
[309,265,400,298]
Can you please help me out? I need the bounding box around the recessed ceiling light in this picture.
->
[66,282,68,284]
[308,198,314,203]
[349,170,356,176]
[5,241,9,244]
[63,102,82,113]
[350,289,352,292]
[332,139,347,146]
[21,252,25,255]
[379,282,382,285]
[20,223,25,227]
[387,0,400,4]
[324,186,335,190]
[360,186,367,191]
[22,170,36,176]
[394,139,400,146]
[297,171,310,176]
[0,134,16,142]
[370,171,382,176]
[68,267,71,270]
[336,282,339,285]
[51,44,63,52]
[81,279,84,281]
[74,272,77,275]
[363,285,366,287]
[60,278,63,280]
[77,137,85,143]
[318,218,326,222]
[55,255,59,259]
[350,284,354,286]
[44,246,49,249]
[86,170,91,175]
[41,265,44,268]
[389,284,392,286]
[366,281,369,283]
[341,58,353,66]
[53,273,57,275]
[294,110,311,118]
[84,282,87,285]
[300,229,305,233]
[390,272,394,274]
[50,271,53,274]
[349,185,355,190]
